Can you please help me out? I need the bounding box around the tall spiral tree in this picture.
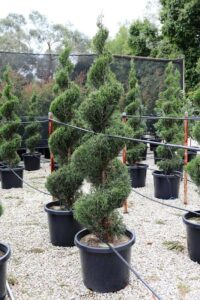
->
[45,45,84,209]
[73,21,131,243]
[0,66,21,167]
[24,93,41,154]
[154,62,184,174]
[125,60,146,165]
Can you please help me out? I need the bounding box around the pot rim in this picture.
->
[0,165,24,172]
[152,170,180,178]
[183,211,200,229]
[44,200,73,216]
[0,243,11,263]
[22,152,41,158]
[74,228,136,253]
[127,163,148,169]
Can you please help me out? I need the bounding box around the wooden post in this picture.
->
[48,112,55,173]
[184,112,188,205]
[122,112,128,213]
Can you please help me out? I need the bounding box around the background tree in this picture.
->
[160,0,200,89]
[0,13,30,52]
[107,24,130,55]
[128,19,159,57]
[73,20,131,243]
[154,62,184,174]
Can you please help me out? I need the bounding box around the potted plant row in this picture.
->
[124,61,148,188]
[153,62,184,199]
[45,45,84,247]
[23,93,42,171]
[71,20,135,293]
[0,203,11,300]
[0,66,23,189]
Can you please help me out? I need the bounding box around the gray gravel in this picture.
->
[0,152,200,300]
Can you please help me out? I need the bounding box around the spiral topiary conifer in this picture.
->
[125,61,146,165]
[0,66,21,167]
[73,21,131,243]
[154,62,184,174]
[24,93,41,154]
[45,45,83,209]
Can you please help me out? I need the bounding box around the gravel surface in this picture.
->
[0,151,200,300]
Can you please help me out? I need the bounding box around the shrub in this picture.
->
[73,21,131,243]
[0,66,21,167]
[154,62,184,174]
[125,60,146,165]
[45,45,84,209]
[24,93,41,154]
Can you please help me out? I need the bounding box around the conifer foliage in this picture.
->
[154,62,184,174]
[73,21,131,243]
[45,45,83,209]
[24,93,41,154]
[125,61,146,165]
[0,66,21,167]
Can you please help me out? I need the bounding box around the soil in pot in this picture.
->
[0,243,11,300]
[45,201,82,247]
[153,170,180,199]
[183,211,200,263]
[75,229,136,293]
[128,163,148,188]
[23,152,41,171]
[0,166,23,189]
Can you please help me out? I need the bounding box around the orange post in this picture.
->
[184,112,188,205]
[48,112,55,173]
[122,112,128,213]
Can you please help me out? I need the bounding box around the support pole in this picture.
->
[184,112,188,205]
[48,112,55,173]
[122,112,128,213]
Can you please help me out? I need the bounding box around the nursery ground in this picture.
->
[0,150,200,300]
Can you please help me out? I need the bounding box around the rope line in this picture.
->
[126,114,200,121]
[51,119,200,152]
[132,188,200,217]
[104,241,162,300]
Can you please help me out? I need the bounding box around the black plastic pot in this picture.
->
[152,170,180,199]
[183,211,200,263]
[44,148,50,159]
[45,201,82,247]
[128,163,148,188]
[141,144,147,161]
[0,166,23,189]
[0,243,11,300]
[149,138,161,151]
[23,153,41,171]
[187,150,197,162]
[75,229,135,293]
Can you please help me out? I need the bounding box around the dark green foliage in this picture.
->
[185,156,200,188]
[25,93,41,154]
[124,61,146,165]
[160,0,200,89]
[46,163,83,209]
[0,204,3,216]
[128,19,159,57]
[0,66,21,166]
[154,62,184,174]
[73,21,131,243]
[46,45,84,209]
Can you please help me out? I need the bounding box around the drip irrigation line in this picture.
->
[6,281,15,300]
[132,188,200,217]
[2,164,51,196]
[104,241,162,300]
[126,114,200,121]
[50,119,200,152]
[20,119,48,124]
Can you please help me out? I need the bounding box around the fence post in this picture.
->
[48,112,55,173]
[121,112,128,213]
[184,111,188,205]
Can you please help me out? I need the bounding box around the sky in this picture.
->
[0,0,159,38]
